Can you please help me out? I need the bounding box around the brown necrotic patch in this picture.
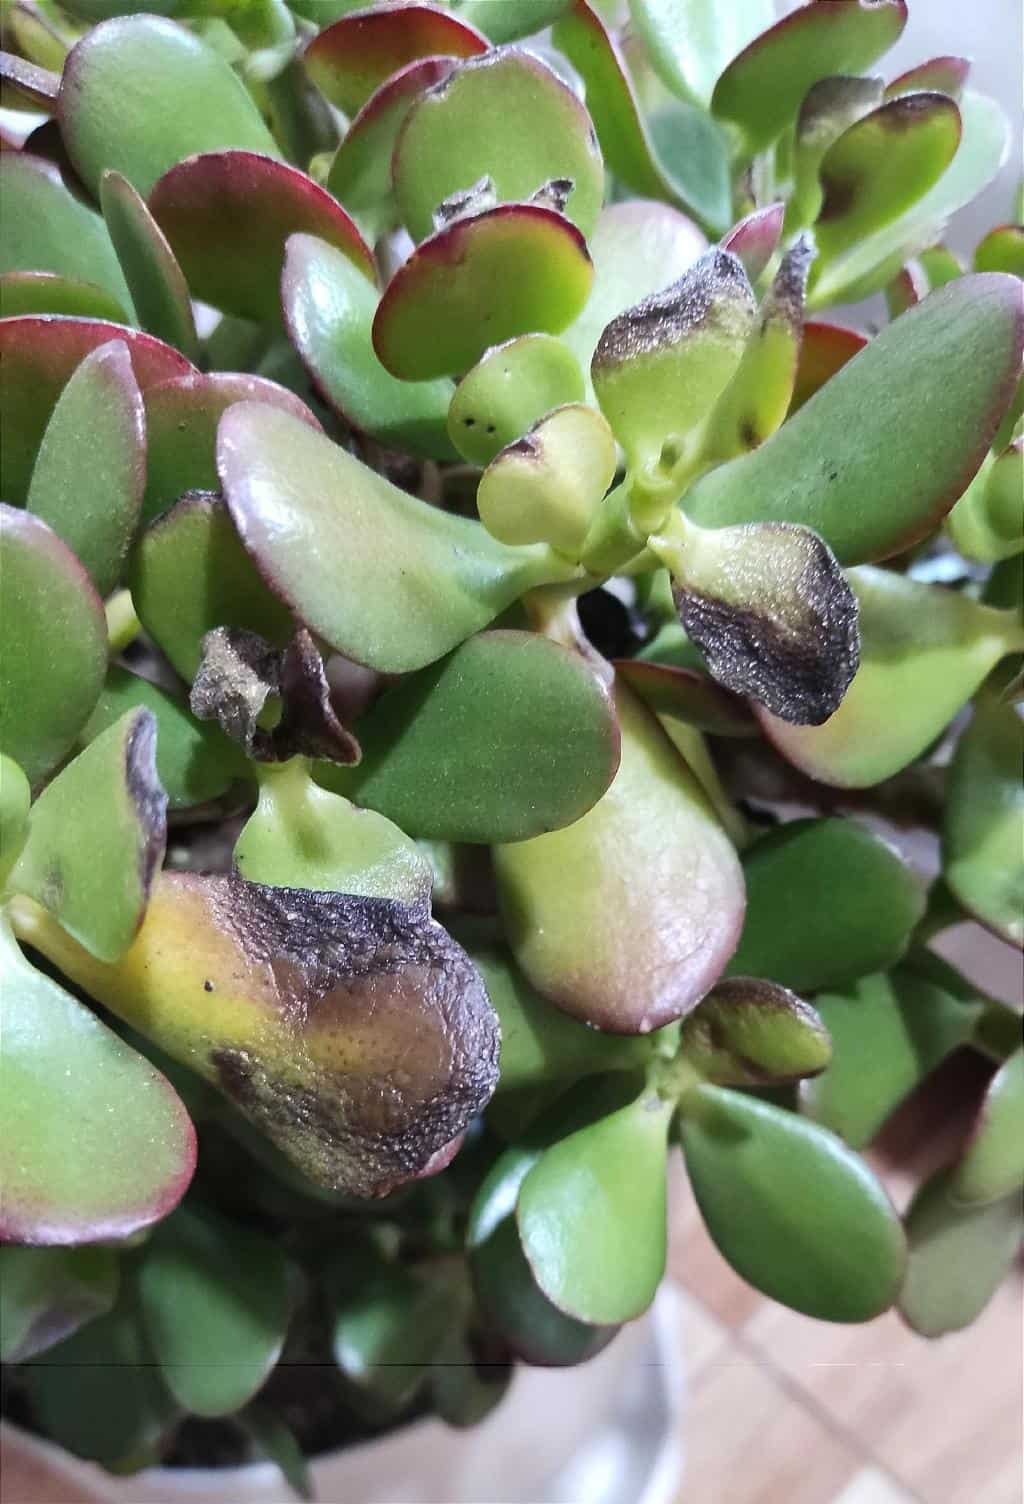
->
[124,708,168,903]
[592,248,754,372]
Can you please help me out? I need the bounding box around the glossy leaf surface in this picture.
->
[99,170,198,360]
[0,755,31,888]
[393,47,604,242]
[218,403,575,673]
[373,204,593,381]
[59,15,281,197]
[304,3,486,115]
[629,0,774,108]
[494,677,744,1033]
[886,55,970,100]
[943,697,1024,947]
[975,224,1024,278]
[478,404,616,553]
[26,338,145,594]
[139,1205,289,1416]
[518,1091,672,1323]
[720,202,784,281]
[0,918,195,1244]
[0,270,127,322]
[950,1050,1024,1205]
[448,334,584,467]
[728,817,924,992]
[683,276,1024,565]
[149,150,375,322]
[899,1169,1022,1337]
[452,0,571,42]
[282,233,454,460]
[0,1245,118,1363]
[679,1085,905,1320]
[788,75,884,232]
[0,506,107,788]
[679,977,831,1087]
[332,1263,456,1413]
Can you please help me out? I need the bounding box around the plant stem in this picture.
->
[105,589,141,656]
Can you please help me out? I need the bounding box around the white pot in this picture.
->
[2,1287,684,1504]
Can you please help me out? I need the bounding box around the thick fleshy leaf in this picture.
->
[628,0,774,108]
[679,1085,905,1320]
[282,232,454,460]
[679,977,831,1086]
[0,506,107,788]
[813,94,962,267]
[975,224,1024,278]
[809,91,1010,305]
[304,2,486,115]
[82,665,246,811]
[886,55,970,100]
[710,0,908,155]
[494,676,744,1033]
[130,491,295,681]
[139,1205,289,1417]
[948,439,1024,564]
[19,870,499,1197]
[235,759,433,906]
[99,170,198,360]
[728,817,925,991]
[645,101,734,240]
[0,1245,118,1363]
[943,697,1024,947]
[950,1051,1024,1205]
[393,47,604,243]
[149,150,375,322]
[218,402,576,673]
[898,1169,1022,1337]
[0,754,31,887]
[0,315,194,504]
[468,1144,616,1364]
[683,276,1024,564]
[478,404,616,553]
[58,15,281,197]
[0,49,60,110]
[592,247,755,479]
[614,658,756,737]
[453,0,571,43]
[373,203,593,381]
[799,957,984,1148]
[241,1407,312,1504]
[26,339,145,594]
[759,568,1024,788]
[332,1261,458,1414]
[0,918,195,1244]
[325,56,453,232]
[448,333,584,466]
[552,0,728,233]
[0,270,127,322]
[142,370,321,525]
[789,319,865,413]
[0,153,132,317]
[787,74,885,232]
[720,201,784,281]
[518,1090,672,1322]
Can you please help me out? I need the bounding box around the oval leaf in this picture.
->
[304,2,487,115]
[950,1050,1024,1206]
[478,403,616,553]
[0,1244,119,1363]
[448,333,584,467]
[679,976,831,1086]
[943,696,1024,947]
[614,658,757,737]
[0,270,129,322]
[99,170,199,360]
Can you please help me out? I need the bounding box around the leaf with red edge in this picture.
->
[711,0,907,155]
[0,49,60,111]
[614,659,757,738]
[373,204,593,381]
[0,916,195,1246]
[0,315,194,504]
[0,271,127,322]
[149,150,375,324]
[885,55,970,101]
[100,170,199,361]
[721,202,784,281]
[303,2,487,115]
[788,319,866,413]
[975,225,1024,278]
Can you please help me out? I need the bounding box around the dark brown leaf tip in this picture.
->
[673,522,860,725]
[592,248,755,374]
[764,234,815,331]
[797,74,884,140]
[190,626,361,765]
[679,975,832,1086]
[124,707,168,904]
[432,174,497,230]
[529,177,575,214]
[200,874,500,1196]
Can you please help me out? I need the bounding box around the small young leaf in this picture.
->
[241,1406,312,1504]
[99,170,199,360]
[333,1264,458,1413]
[899,1168,1022,1337]
[679,977,831,1086]
[0,49,60,111]
[721,201,784,281]
[950,1051,1024,1206]
[679,1085,906,1321]
[943,696,1024,947]
[885,55,970,101]
[975,224,1024,278]
[0,754,31,887]
[0,270,128,323]
[448,333,584,467]
[788,75,884,231]
[478,404,616,553]
[0,1245,119,1363]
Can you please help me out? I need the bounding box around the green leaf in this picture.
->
[789,318,865,412]
[138,1204,289,1417]
[130,490,295,681]
[448,333,584,467]
[683,276,1024,565]
[0,917,195,1244]
[898,1168,1022,1337]
[372,203,594,381]
[0,506,107,788]
[759,568,1024,788]
[241,1405,312,1503]
[59,14,281,197]
[614,658,757,738]
[333,1264,458,1414]
[788,75,884,232]
[320,630,619,843]
[0,754,31,887]
[494,675,744,1033]
[943,696,1024,946]
[679,1084,906,1321]
[711,0,908,156]
[799,957,984,1148]
[885,55,970,101]
[468,1144,616,1363]
[728,817,924,991]
[518,1090,672,1323]
[392,47,604,243]
[235,758,433,905]
[217,402,577,673]
[26,338,145,594]
[99,170,199,361]
[478,404,616,553]
[282,232,455,460]
[0,1245,119,1363]
[10,710,166,962]
[430,1329,513,1429]
[646,103,734,239]
[629,0,774,108]
[453,0,572,44]
[0,270,129,322]
[975,224,1024,278]
[149,149,375,323]
[950,1050,1024,1205]
[680,977,831,1087]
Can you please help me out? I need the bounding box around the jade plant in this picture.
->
[1,0,1023,1489]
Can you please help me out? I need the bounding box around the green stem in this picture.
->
[105,589,141,656]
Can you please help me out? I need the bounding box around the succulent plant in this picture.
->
[1,0,1022,1489]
